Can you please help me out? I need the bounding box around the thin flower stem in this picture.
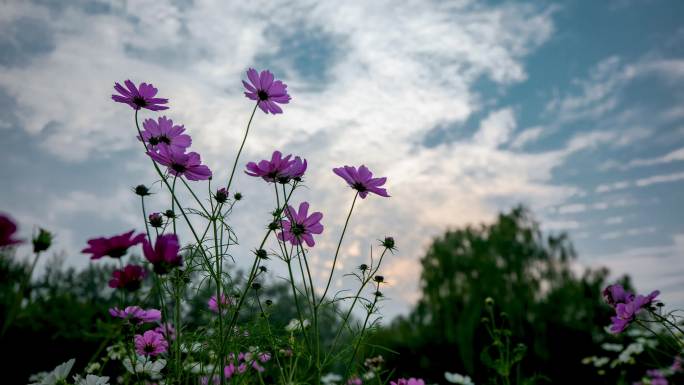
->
[1,250,41,337]
[324,247,389,366]
[297,242,321,380]
[255,293,288,384]
[140,196,151,242]
[180,177,211,217]
[651,310,684,338]
[226,103,259,192]
[320,192,359,305]
[345,281,381,378]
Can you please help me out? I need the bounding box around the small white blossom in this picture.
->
[29,359,75,385]
[285,318,311,332]
[123,355,166,380]
[321,373,343,385]
[445,371,475,385]
[73,374,110,385]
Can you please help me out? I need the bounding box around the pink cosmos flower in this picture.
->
[143,233,182,275]
[201,376,221,385]
[277,202,324,247]
[134,330,168,356]
[109,264,147,291]
[609,290,660,333]
[109,306,161,324]
[333,165,389,199]
[208,293,232,313]
[245,151,307,183]
[242,68,291,114]
[348,376,362,385]
[258,352,271,363]
[139,116,191,152]
[112,80,168,111]
[147,146,212,181]
[390,378,426,385]
[603,284,634,307]
[0,214,23,247]
[82,230,145,260]
[224,363,236,379]
[154,322,176,341]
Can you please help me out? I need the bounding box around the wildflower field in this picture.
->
[1,68,683,385]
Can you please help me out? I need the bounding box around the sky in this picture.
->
[1,0,683,320]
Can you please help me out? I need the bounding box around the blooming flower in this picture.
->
[242,68,291,114]
[208,293,232,313]
[147,146,212,181]
[82,230,145,260]
[245,151,306,183]
[112,80,168,111]
[390,378,426,385]
[139,116,191,152]
[122,356,166,380]
[109,264,147,291]
[258,352,272,363]
[445,372,475,385]
[154,322,176,341]
[348,376,362,385]
[73,374,110,385]
[603,284,634,307]
[285,318,311,332]
[28,358,75,385]
[277,202,324,247]
[0,214,23,247]
[142,233,183,274]
[109,306,161,324]
[321,373,343,385]
[333,165,389,199]
[134,330,168,356]
[609,290,660,333]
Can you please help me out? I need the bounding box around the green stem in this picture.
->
[345,281,381,378]
[226,103,259,192]
[320,192,358,304]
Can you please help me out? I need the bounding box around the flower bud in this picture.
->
[164,210,176,219]
[265,299,273,306]
[485,297,494,307]
[134,184,151,196]
[374,290,383,297]
[268,221,280,231]
[251,282,262,291]
[32,228,53,253]
[256,249,269,259]
[358,264,369,272]
[381,236,395,250]
[214,188,229,203]
[373,275,384,283]
[148,212,163,228]
[259,266,268,273]
[233,192,243,201]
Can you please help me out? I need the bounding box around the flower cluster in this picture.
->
[245,150,307,183]
[603,284,660,333]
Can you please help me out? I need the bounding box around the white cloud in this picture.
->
[510,126,544,149]
[473,108,516,148]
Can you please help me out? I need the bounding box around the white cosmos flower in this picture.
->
[285,318,311,332]
[29,359,76,385]
[445,371,475,385]
[73,374,110,385]
[321,373,343,385]
[123,355,166,380]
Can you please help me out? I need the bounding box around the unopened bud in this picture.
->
[32,228,53,253]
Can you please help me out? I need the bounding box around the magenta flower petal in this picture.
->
[147,146,212,181]
[112,79,169,111]
[143,233,182,275]
[109,306,161,324]
[0,214,23,247]
[139,116,192,152]
[333,165,390,199]
[82,230,145,260]
[109,264,147,291]
[245,150,307,183]
[243,68,291,114]
[135,330,168,356]
[277,201,324,247]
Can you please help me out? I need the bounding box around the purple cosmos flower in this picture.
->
[147,146,212,181]
[348,377,362,385]
[112,80,169,111]
[603,284,634,307]
[646,370,668,385]
[242,68,291,114]
[109,306,162,324]
[390,379,426,385]
[134,330,168,356]
[109,264,147,291]
[277,202,324,247]
[208,293,232,313]
[245,151,303,183]
[333,165,389,199]
[139,116,191,152]
[281,156,307,182]
[258,352,271,363]
[154,322,176,341]
[82,230,145,260]
[143,233,183,275]
[609,290,660,333]
[0,214,23,247]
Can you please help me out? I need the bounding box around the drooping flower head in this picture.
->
[134,330,168,356]
[143,233,183,275]
[208,293,232,313]
[112,80,169,111]
[82,230,145,260]
[277,202,324,247]
[139,116,191,152]
[243,68,291,114]
[147,146,212,181]
[0,214,23,247]
[245,151,307,183]
[109,306,162,324]
[603,284,634,307]
[609,290,660,333]
[154,322,176,342]
[333,165,389,199]
[109,264,147,291]
[390,378,426,385]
